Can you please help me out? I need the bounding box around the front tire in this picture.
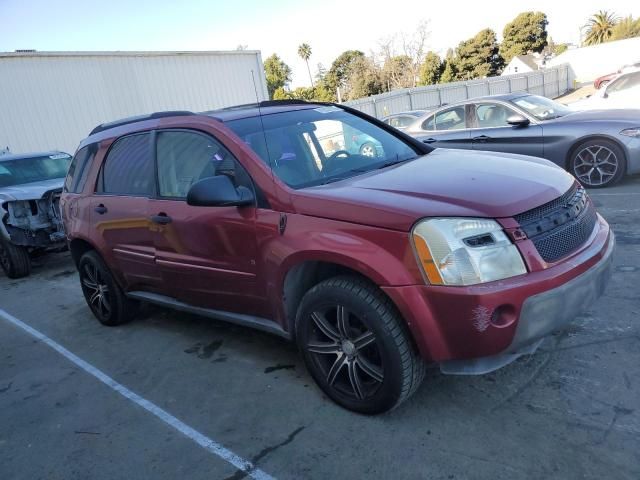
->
[78,251,138,326]
[359,142,378,158]
[570,138,626,188]
[296,276,425,414]
[0,238,30,279]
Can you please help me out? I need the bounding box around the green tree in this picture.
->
[439,61,457,83]
[454,28,503,80]
[297,43,314,87]
[610,15,640,41]
[322,51,383,101]
[583,10,618,46]
[263,54,292,99]
[439,49,457,83]
[417,51,443,86]
[274,85,336,102]
[500,11,549,63]
[382,55,414,90]
[554,43,569,55]
[323,50,365,99]
[349,56,384,100]
[547,37,569,56]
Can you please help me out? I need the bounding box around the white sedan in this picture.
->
[571,70,640,111]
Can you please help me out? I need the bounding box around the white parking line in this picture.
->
[0,308,275,480]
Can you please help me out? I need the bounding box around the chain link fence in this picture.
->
[344,64,572,118]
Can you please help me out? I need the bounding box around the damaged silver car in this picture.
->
[0,151,71,278]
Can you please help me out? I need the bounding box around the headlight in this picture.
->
[620,127,640,137]
[412,218,527,286]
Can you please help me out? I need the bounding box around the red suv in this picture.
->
[61,101,614,414]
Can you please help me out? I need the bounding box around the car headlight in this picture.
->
[411,218,527,286]
[620,127,640,137]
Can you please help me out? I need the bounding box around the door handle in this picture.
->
[150,213,172,225]
[94,204,107,214]
[422,138,437,144]
[472,135,490,142]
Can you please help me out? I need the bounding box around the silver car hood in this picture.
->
[0,178,65,202]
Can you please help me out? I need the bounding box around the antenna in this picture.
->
[250,69,261,104]
[250,70,275,170]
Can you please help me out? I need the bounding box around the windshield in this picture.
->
[606,71,640,94]
[226,106,421,189]
[0,154,71,188]
[511,95,573,121]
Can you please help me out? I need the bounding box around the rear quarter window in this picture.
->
[64,145,97,193]
[421,115,435,130]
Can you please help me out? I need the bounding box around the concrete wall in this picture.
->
[0,51,268,154]
[548,37,640,84]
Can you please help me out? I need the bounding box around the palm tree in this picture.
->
[583,10,618,46]
[297,43,314,87]
[611,15,640,41]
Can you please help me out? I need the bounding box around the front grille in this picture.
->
[515,183,578,224]
[514,184,598,263]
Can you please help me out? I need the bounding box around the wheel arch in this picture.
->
[69,237,99,268]
[279,256,420,354]
[565,134,629,173]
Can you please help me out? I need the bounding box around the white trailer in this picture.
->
[0,50,269,154]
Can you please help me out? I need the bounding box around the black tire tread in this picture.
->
[79,250,137,326]
[302,275,425,411]
[0,239,31,279]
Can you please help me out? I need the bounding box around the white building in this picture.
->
[0,50,268,154]
[548,37,640,84]
[501,54,545,76]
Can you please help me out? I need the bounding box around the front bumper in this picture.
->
[623,137,640,175]
[383,214,614,372]
[440,232,614,374]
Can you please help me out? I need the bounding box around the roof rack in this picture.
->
[258,99,313,107]
[89,111,195,135]
[206,99,317,114]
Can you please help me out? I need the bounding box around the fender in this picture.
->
[259,212,423,327]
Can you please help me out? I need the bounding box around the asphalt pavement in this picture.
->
[1,176,639,480]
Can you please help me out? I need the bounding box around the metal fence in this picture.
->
[344,64,572,118]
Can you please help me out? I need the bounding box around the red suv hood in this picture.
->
[292,149,575,231]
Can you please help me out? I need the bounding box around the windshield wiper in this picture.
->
[373,156,416,170]
[318,156,415,185]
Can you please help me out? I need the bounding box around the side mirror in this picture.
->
[506,114,530,127]
[186,175,254,207]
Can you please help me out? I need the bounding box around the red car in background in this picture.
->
[594,61,640,89]
[61,101,614,413]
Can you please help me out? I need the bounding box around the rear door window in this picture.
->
[100,133,154,196]
[434,106,466,131]
[389,116,414,128]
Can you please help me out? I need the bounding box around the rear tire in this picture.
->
[78,251,138,326]
[296,276,425,414]
[569,138,626,188]
[0,238,30,279]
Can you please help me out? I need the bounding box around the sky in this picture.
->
[1,0,638,87]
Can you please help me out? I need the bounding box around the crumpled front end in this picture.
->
[1,189,66,248]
